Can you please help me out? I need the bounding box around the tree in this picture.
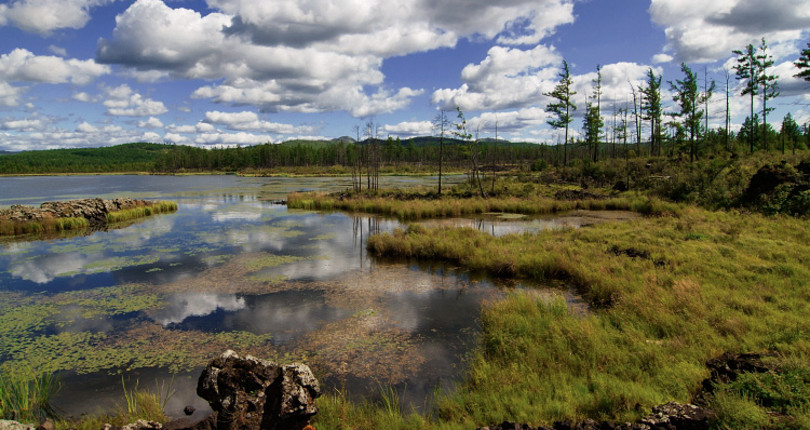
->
[591,65,603,161]
[432,110,451,195]
[780,113,801,155]
[640,68,663,156]
[757,38,779,151]
[545,60,577,166]
[583,102,603,159]
[733,43,759,153]
[738,114,759,148]
[795,41,810,82]
[629,82,642,155]
[454,107,485,198]
[670,63,711,162]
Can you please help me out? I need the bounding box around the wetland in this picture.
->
[0,175,616,421]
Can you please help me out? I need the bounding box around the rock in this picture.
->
[34,419,54,430]
[478,402,713,430]
[197,350,321,430]
[183,407,196,417]
[102,420,163,430]
[701,352,772,392]
[1,198,166,228]
[0,420,35,430]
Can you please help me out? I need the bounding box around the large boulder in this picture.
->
[196,350,320,430]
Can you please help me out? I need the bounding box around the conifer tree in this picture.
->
[733,43,759,153]
[640,68,663,156]
[795,41,810,82]
[545,60,577,166]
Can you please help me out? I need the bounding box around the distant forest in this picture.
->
[0,127,808,176]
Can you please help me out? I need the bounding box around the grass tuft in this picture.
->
[0,368,61,424]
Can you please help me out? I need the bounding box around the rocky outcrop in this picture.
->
[196,350,321,430]
[0,198,156,226]
[477,402,714,430]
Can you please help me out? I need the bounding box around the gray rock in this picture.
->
[0,420,35,430]
[197,350,320,430]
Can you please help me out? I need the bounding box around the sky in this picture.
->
[0,0,808,151]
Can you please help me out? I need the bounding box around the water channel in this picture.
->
[0,175,621,420]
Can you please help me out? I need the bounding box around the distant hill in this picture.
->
[0,142,171,174]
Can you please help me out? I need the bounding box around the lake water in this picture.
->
[0,175,592,420]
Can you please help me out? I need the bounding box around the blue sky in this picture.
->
[0,0,808,151]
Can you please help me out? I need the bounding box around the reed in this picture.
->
[0,217,89,236]
[287,191,678,221]
[0,368,60,424]
[106,201,178,224]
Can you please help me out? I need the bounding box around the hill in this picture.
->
[0,142,171,174]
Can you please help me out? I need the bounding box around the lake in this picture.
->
[0,175,590,420]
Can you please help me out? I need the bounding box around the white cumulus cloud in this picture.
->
[650,0,810,63]
[0,0,113,35]
[96,0,576,117]
[0,48,109,85]
[102,84,168,117]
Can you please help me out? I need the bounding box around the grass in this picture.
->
[288,189,679,221]
[362,207,810,428]
[0,200,177,237]
[106,201,178,224]
[0,217,89,236]
[0,368,61,424]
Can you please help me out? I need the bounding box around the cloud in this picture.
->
[650,0,810,63]
[1,118,43,131]
[203,110,315,134]
[102,84,168,117]
[382,120,433,137]
[432,44,561,111]
[0,82,24,106]
[195,131,273,146]
[138,116,164,128]
[0,48,109,85]
[0,0,113,35]
[76,121,97,133]
[73,91,94,102]
[48,45,67,57]
[96,0,576,116]
[653,53,674,64]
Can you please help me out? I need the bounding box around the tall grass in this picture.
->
[0,217,89,236]
[0,369,61,424]
[106,201,178,224]
[288,191,678,220]
[365,207,810,427]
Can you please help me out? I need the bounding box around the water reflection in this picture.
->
[0,175,597,419]
[416,210,639,236]
[150,293,246,326]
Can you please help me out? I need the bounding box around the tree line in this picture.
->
[544,38,810,165]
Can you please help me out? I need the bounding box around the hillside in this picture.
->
[0,142,171,174]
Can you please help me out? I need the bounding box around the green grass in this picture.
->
[288,190,678,221]
[0,368,61,424]
[0,217,89,236]
[362,207,810,428]
[54,377,173,430]
[106,201,178,224]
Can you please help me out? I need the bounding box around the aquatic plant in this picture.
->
[106,201,178,224]
[0,368,60,423]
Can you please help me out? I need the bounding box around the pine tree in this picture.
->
[640,68,663,156]
[733,43,759,153]
[545,60,577,166]
[795,41,810,82]
[591,65,603,162]
[757,38,779,151]
[670,63,712,162]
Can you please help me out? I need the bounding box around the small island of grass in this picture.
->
[0,198,178,237]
